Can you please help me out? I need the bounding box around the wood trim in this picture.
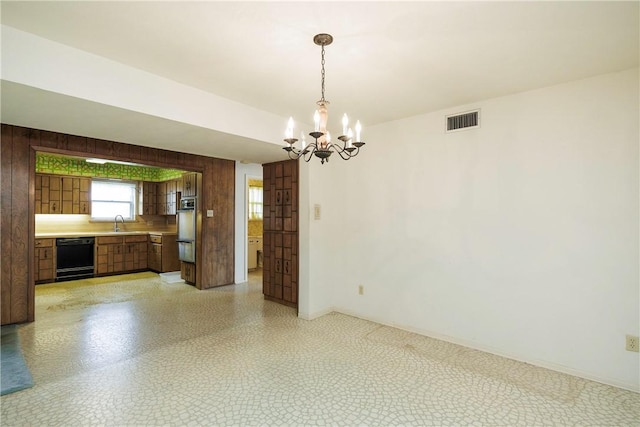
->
[1,124,14,324]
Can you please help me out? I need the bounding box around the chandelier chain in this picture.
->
[320,44,326,102]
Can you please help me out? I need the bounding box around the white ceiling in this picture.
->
[1,1,638,163]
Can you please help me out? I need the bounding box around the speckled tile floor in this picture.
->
[1,271,638,426]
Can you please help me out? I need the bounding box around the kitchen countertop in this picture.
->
[36,231,177,238]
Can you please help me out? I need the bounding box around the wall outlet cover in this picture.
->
[626,335,639,352]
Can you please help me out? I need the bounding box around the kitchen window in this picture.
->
[248,185,263,220]
[91,180,137,220]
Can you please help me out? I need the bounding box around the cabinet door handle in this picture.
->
[51,202,57,212]
[285,191,290,204]
[44,250,48,259]
[284,260,289,274]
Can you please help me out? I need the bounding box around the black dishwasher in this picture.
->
[56,238,95,281]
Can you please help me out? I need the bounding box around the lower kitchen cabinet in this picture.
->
[124,236,148,271]
[181,262,196,285]
[35,238,55,284]
[148,233,179,273]
[96,235,149,276]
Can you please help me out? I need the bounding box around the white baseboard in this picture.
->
[298,306,335,321]
[330,307,639,394]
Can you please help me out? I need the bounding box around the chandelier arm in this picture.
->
[330,141,358,160]
[286,149,301,161]
[302,143,318,162]
[334,146,353,160]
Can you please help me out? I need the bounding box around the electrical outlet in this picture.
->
[626,335,639,352]
[146,220,153,226]
[358,285,364,295]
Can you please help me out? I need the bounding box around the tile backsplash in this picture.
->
[36,214,176,235]
[248,220,263,237]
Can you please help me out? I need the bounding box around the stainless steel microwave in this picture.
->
[179,197,196,210]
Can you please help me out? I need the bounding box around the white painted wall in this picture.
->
[307,69,639,391]
[1,25,286,145]
[298,159,348,320]
[234,162,263,284]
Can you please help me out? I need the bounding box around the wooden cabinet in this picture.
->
[181,262,196,285]
[147,233,179,273]
[62,177,90,214]
[156,182,167,215]
[35,239,55,283]
[139,180,179,216]
[263,161,298,233]
[36,174,90,214]
[165,179,178,215]
[138,181,157,215]
[262,160,299,307]
[97,235,148,275]
[182,172,198,197]
[96,236,125,275]
[124,235,148,271]
[35,175,62,214]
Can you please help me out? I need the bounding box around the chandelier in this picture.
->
[284,33,365,164]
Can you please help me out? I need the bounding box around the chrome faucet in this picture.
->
[114,215,125,232]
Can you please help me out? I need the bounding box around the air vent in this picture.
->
[446,109,480,133]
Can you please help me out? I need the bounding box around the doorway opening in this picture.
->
[247,177,263,277]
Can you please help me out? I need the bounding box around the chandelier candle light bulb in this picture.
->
[286,117,294,139]
[282,33,366,164]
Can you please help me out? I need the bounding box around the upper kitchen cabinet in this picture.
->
[35,174,62,214]
[138,179,180,216]
[138,181,157,215]
[62,177,91,214]
[182,172,198,197]
[35,174,90,214]
[156,181,167,215]
[165,179,178,215]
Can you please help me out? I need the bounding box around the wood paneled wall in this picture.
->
[1,124,235,325]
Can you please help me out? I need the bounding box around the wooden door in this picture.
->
[79,177,90,214]
[135,241,148,270]
[262,160,299,308]
[148,243,162,271]
[165,180,176,215]
[139,181,157,215]
[35,174,62,214]
[157,182,167,215]
[182,173,197,197]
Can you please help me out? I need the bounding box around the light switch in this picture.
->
[207,209,214,217]
[314,204,321,220]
